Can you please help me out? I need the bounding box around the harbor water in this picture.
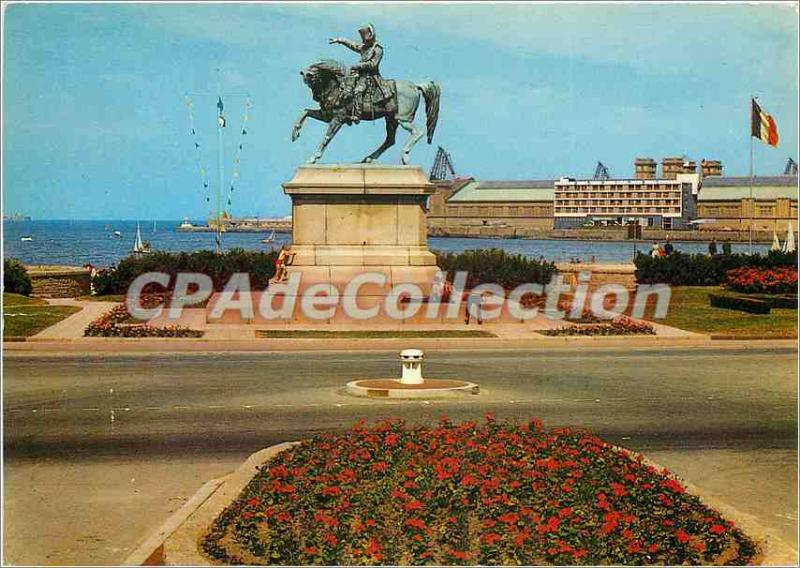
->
[3,220,770,267]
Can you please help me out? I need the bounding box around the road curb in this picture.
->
[126,442,301,566]
[7,337,796,354]
[624,447,798,566]
[128,441,797,566]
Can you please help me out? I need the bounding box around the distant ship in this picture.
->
[4,213,31,222]
[111,230,122,238]
[20,236,33,242]
[179,217,194,229]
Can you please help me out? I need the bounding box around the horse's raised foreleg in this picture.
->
[362,118,398,163]
[308,119,343,164]
[291,108,325,142]
[398,120,424,165]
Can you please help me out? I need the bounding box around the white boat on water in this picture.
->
[20,236,33,242]
[261,230,276,244]
[132,222,151,255]
[179,217,194,229]
[112,230,122,238]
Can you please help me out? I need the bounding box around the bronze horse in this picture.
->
[291,59,440,164]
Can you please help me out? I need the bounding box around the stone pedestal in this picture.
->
[206,164,443,325]
[281,164,440,294]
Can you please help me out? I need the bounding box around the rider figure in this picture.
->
[329,24,383,124]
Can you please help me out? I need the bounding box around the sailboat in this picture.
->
[132,222,152,255]
[771,231,782,252]
[782,222,796,254]
[261,229,276,244]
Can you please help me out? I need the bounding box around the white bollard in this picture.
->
[399,349,424,384]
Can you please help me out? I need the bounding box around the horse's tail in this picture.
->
[418,81,440,144]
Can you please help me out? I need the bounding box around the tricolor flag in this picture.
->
[751,98,779,147]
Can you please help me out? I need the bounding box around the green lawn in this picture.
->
[256,329,496,339]
[3,293,81,339]
[642,286,797,338]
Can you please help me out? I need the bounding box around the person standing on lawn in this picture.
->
[708,237,718,256]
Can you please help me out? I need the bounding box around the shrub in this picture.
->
[725,267,798,295]
[202,417,756,565]
[3,258,33,296]
[634,250,797,286]
[708,294,771,315]
[434,248,556,290]
[91,248,279,295]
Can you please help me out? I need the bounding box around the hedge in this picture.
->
[434,248,557,289]
[634,250,797,286]
[3,258,33,296]
[708,293,771,315]
[92,248,279,295]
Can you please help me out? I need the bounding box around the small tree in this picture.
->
[3,258,33,296]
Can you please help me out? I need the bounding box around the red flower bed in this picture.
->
[83,296,203,338]
[202,418,755,565]
[725,267,798,295]
[540,315,656,337]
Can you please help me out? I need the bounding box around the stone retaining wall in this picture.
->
[556,262,637,290]
[25,265,91,298]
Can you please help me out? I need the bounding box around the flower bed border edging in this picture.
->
[124,441,796,566]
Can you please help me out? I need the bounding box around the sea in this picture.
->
[3,220,770,267]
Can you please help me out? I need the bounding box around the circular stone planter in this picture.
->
[346,378,480,398]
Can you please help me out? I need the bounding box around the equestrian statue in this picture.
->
[291,24,440,165]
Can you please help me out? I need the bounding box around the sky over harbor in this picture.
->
[2,2,798,220]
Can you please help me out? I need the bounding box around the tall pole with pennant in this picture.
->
[749,97,780,254]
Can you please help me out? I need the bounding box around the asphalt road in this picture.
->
[3,347,798,565]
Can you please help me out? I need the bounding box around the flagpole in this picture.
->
[216,67,224,255]
[749,97,754,255]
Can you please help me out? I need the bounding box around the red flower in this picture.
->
[303,546,318,555]
[323,533,338,547]
[497,512,519,525]
[662,478,686,494]
[322,486,342,497]
[365,538,383,560]
[710,524,726,535]
[404,500,424,512]
[558,507,572,518]
[610,482,628,497]
[372,461,388,473]
[536,515,560,534]
[385,433,400,446]
[247,497,260,507]
[480,532,502,545]
[461,474,479,487]
[675,529,691,543]
[485,412,495,422]
[648,543,659,553]
[447,549,469,560]
[404,518,426,530]
[627,541,643,554]
[314,511,338,528]
[337,469,356,483]
[435,457,461,481]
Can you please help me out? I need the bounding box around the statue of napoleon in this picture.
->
[291,24,440,165]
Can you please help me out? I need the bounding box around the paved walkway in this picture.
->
[30,299,118,340]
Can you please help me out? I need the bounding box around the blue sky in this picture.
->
[3,2,798,220]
